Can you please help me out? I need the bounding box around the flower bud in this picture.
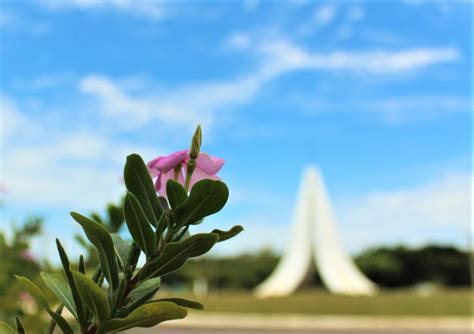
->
[189,125,202,159]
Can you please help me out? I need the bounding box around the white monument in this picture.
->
[255,167,377,297]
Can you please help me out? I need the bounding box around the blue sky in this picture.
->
[0,1,471,259]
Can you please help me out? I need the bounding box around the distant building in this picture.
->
[255,167,377,297]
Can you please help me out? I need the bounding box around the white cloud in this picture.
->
[12,74,75,91]
[79,74,262,129]
[225,32,251,50]
[293,95,470,123]
[0,96,161,209]
[243,0,260,12]
[262,43,459,74]
[232,34,459,74]
[298,4,336,35]
[3,132,124,209]
[401,0,469,14]
[348,5,365,22]
[193,214,289,255]
[314,4,336,26]
[4,155,120,209]
[41,0,164,21]
[0,96,27,141]
[198,170,472,255]
[0,9,50,35]
[80,35,460,130]
[338,172,471,251]
[364,96,470,123]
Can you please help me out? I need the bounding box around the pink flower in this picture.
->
[20,250,35,262]
[20,292,32,302]
[147,150,224,197]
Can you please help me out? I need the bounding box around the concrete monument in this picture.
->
[255,167,377,297]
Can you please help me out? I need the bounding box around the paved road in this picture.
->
[133,327,472,334]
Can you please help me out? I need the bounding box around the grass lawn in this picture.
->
[170,289,473,317]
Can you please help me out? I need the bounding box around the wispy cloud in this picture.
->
[314,4,336,26]
[0,96,27,142]
[40,0,165,22]
[81,34,460,130]
[226,30,459,73]
[298,3,337,35]
[347,5,365,22]
[0,95,160,209]
[11,73,75,91]
[0,9,50,35]
[194,214,289,255]
[243,0,260,12]
[292,95,470,123]
[338,172,471,251]
[362,96,470,123]
[79,74,261,129]
[250,38,459,74]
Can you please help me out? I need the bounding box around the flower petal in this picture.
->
[148,150,188,173]
[155,168,185,198]
[189,167,220,189]
[148,166,160,178]
[195,153,224,175]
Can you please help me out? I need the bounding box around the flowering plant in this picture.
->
[0,126,242,333]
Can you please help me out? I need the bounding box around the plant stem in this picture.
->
[173,165,181,180]
[84,325,97,334]
[45,304,63,334]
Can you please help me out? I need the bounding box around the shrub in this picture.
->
[1,126,242,333]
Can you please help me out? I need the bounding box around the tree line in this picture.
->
[163,245,471,290]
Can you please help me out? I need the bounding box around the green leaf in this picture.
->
[139,233,218,280]
[56,239,88,328]
[40,272,77,319]
[45,304,63,334]
[211,225,244,242]
[110,234,130,267]
[124,192,157,256]
[166,179,188,209]
[119,277,161,317]
[72,271,110,323]
[75,235,89,249]
[174,179,229,227]
[0,321,15,334]
[91,213,105,227]
[173,226,190,242]
[157,196,170,210]
[154,214,168,244]
[107,202,125,233]
[15,317,25,334]
[70,212,119,290]
[127,277,161,302]
[154,298,204,310]
[97,302,187,333]
[124,154,162,226]
[125,241,141,276]
[110,275,126,316]
[15,276,73,334]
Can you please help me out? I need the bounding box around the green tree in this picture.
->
[0,217,50,330]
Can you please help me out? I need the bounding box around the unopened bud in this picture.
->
[189,125,202,159]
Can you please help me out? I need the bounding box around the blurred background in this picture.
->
[0,1,472,332]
